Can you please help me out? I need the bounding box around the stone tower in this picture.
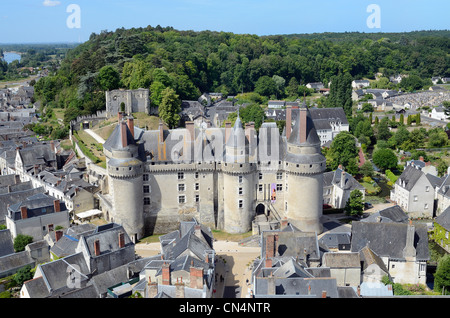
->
[284,105,326,233]
[222,117,257,234]
[105,116,145,242]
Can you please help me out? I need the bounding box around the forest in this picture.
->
[30,26,450,127]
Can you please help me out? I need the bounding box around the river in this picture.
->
[1,52,22,64]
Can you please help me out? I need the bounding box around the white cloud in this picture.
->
[43,0,61,7]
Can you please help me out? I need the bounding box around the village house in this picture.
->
[352,80,370,89]
[323,167,365,209]
[432,206,450,253]
[390,164,442,218]
[351,220,429,285]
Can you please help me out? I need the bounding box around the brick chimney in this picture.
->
[94,239,101,256]
[190,266,204,289]
[20,206,28,220]
[118,232,125,248]
[127,117,134,139]
[299,107,307,143]
[185,121,195,143]
[53,199,61,212]
[159,122,164,144]
[118,111,123,122]
[265,234,278,267]
[162,263,171,285]
[225,122,231,143]
[121,121,128,148]
[286,105,292,140]
[55,230,63,242]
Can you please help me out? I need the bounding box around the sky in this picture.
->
[0,0,449,43]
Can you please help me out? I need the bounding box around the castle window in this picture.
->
[195,194,200,203]
[143,185,150,193]
[259,173,262,180]
[195,172,199,179]
[276,172,282,180]
[258,184,263,192]
[143,174,149,181]
[195,183,199,191]
[178,172,184,180]
[238,199,243,209]
[238,175,243,183]
[277,184,283,191]
[178,184,185,192]
[238,187,243,195]
[144,197,150,205]
[178,195,186,204]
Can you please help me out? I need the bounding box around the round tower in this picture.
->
[222,117,257,234]
[105,117,144,242]
[284,105,326,233]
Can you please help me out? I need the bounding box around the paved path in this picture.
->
[84,129,106,144]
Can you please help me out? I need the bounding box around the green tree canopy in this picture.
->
[434,254,450,295]
[372,147,398,172]
[14,234,33,252]
[96,65,121,91]
[344,189,364,216]
[327,131,358,170]
[158,87,181,129]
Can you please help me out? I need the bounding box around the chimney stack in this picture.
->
[162,263,171,285]
[53,199,61,213]
[118,111,123,122]
[159,122,164,144]
[225,122,232,143]
[127,117,134,139]
[340,171,346,188]
[299,107,307,143]
[403,220,416,260]
[286,106,292,140]
[118,232,125,248]
[20,206,28,220]
[121,121,128,148]
[190,266,204,289]
[175,280,186,298]
[147,279,158,298]
[55,230,63,242]
[185,121,195,143]
[94,239,101,256]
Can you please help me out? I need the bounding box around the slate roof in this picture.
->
[50,224,96,258]
[396,165,426,191]
[254,277,338,298]
[0,186,46,223]
[362,205,409,224]
[318,232,351,250]
[323,168,365,191]
[8,193,67,221]
[80,223,133,258]
[350,221,429,261]
[435,206,450,231]
[287,106,321,146]
[309,107,349,125]
[0,229,14,257]
[322,252,360,268]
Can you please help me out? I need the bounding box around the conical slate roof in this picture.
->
[287,106,321,146]
[226,116,248,148]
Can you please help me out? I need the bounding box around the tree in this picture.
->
[360,161,374,177]
[392,125,410,149]
[97,65,120,91]
[434,254,450,295]
[14,234,33,252]
[254,75,277,98]
[158,87,181,129]
[327,72,353,117]
[286,77,299,97]
[272,75,285,99]
[13,265,33,286]
[150,81,166,108]
[372,148,398,172]
[344,189,364,216]
[327,131,358,170]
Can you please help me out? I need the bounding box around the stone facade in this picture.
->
[101,106,326,237]
[105,88,150,117]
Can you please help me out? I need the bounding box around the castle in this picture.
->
[99,105,326,242]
